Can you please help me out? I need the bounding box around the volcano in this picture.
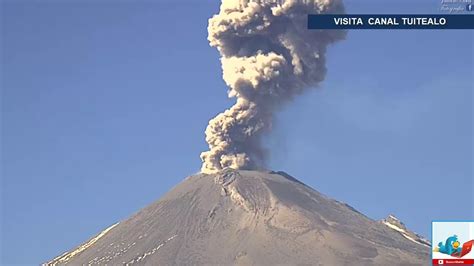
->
[45,170,430,265]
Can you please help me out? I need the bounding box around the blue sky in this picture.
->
[1,0,472,264]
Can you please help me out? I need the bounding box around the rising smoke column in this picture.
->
[201,0,346,173]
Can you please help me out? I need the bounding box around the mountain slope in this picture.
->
[45,170,430,265]
[381,215,431,247]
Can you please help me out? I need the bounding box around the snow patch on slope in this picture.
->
[381,215,430,247]
[383,221,420,244]
[125,234,178,265]
[383,221,406,233]
[44,222,119,266]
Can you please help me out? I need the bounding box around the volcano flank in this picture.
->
[46,170,429,265]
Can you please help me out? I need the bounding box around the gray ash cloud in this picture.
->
[201,0,346,173]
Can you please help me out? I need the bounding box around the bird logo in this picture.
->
[434,235,474,258]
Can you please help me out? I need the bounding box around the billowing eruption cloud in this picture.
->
[201,0,346,174]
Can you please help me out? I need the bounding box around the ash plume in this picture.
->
[201,0,346,173]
